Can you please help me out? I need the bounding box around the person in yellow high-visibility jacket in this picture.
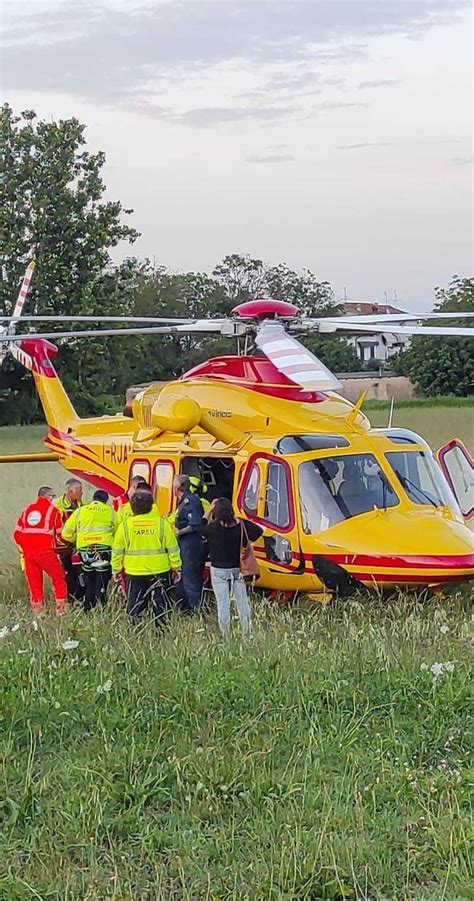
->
[112,489,181,627]
[62,490,116,611]
[116,481,159,527]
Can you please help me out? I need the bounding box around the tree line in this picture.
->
[1,105,472,425]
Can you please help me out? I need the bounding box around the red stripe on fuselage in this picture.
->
[304,552,474,570]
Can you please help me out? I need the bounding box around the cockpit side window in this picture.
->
[299,453,398,534]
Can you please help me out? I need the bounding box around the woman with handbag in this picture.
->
[200,498,263,638]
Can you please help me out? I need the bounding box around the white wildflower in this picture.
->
[62,639,79,651]
[444,661,455,672]
[420,663,428,671]
[11,624,20,633]
[97,678,113,694]
[54,701,60,709]
[430,662,444,678]
[32,620,38,631]
[0,626,9,639]
[440,624,449,635]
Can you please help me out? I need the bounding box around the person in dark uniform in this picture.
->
[173,474,204,611]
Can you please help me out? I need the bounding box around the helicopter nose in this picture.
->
[311,509,474,590]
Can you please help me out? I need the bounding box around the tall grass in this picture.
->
[0,591,472,899]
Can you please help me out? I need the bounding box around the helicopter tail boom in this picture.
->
[16,337,78,432]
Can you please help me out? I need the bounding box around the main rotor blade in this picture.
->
[255,321,341,391]
[0,315,192,324]
[331,311,474,324]
[4,321,226,342]
[315,321,474,337]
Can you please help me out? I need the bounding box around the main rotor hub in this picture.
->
[231,298,299,321]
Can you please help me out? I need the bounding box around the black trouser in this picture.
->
[179,535,204,611]
[126,572,171,627]
[83,565,111,612]
[62,552,85,603]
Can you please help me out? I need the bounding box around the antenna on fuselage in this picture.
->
[388,396,395,428]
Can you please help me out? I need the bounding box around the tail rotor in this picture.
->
[0,261,36,368]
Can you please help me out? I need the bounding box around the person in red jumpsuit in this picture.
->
[13,486,68,616]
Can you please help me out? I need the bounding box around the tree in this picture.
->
[0,105,139,421]
[265,263,337,316]
[213,253,266,302]
[394,276,474,396]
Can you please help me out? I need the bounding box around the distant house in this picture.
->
[342,301,410,364]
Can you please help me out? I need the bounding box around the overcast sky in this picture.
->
[1,0,473,308]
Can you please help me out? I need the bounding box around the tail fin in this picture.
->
[16,337,78,430]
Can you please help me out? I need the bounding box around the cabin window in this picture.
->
[275,435,349,454]
[153,461,175,516]
[128,460,151,487]
[299,453,398,533]
[243,462,261,515]
[264,461,291,528]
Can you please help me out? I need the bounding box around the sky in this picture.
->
[1,0,473,309]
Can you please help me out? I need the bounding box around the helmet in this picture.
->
[189,476,208,496]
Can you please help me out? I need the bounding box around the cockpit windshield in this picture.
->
[385,451,459,511]
[299,453,398,534]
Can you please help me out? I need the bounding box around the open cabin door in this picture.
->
[437,439,474,523]
[237,453,301,570]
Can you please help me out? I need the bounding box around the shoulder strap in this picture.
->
[123,515,130,547]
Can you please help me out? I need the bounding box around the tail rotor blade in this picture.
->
[255,321,341,392]
[10,261,36,329]
[0,261,36,365]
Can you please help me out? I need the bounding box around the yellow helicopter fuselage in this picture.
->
[9,338,474,597]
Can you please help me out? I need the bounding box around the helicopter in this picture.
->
[1,262,473,600]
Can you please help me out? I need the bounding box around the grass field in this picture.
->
[0,402,473,899]
[0,593,472,899]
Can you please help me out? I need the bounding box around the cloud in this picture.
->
[1,0,469,113]
[337,141,397,150]
[337,139,464,150]
[246,153,296,163]
[316,101,371,111]
[449,156,474,165]
[358,79,399,88]
[173,106,298,127]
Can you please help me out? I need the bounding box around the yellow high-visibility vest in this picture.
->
[55,495,84,520]
[112,512,181,576]
[118,500,159,525]
[62,502,116,550]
